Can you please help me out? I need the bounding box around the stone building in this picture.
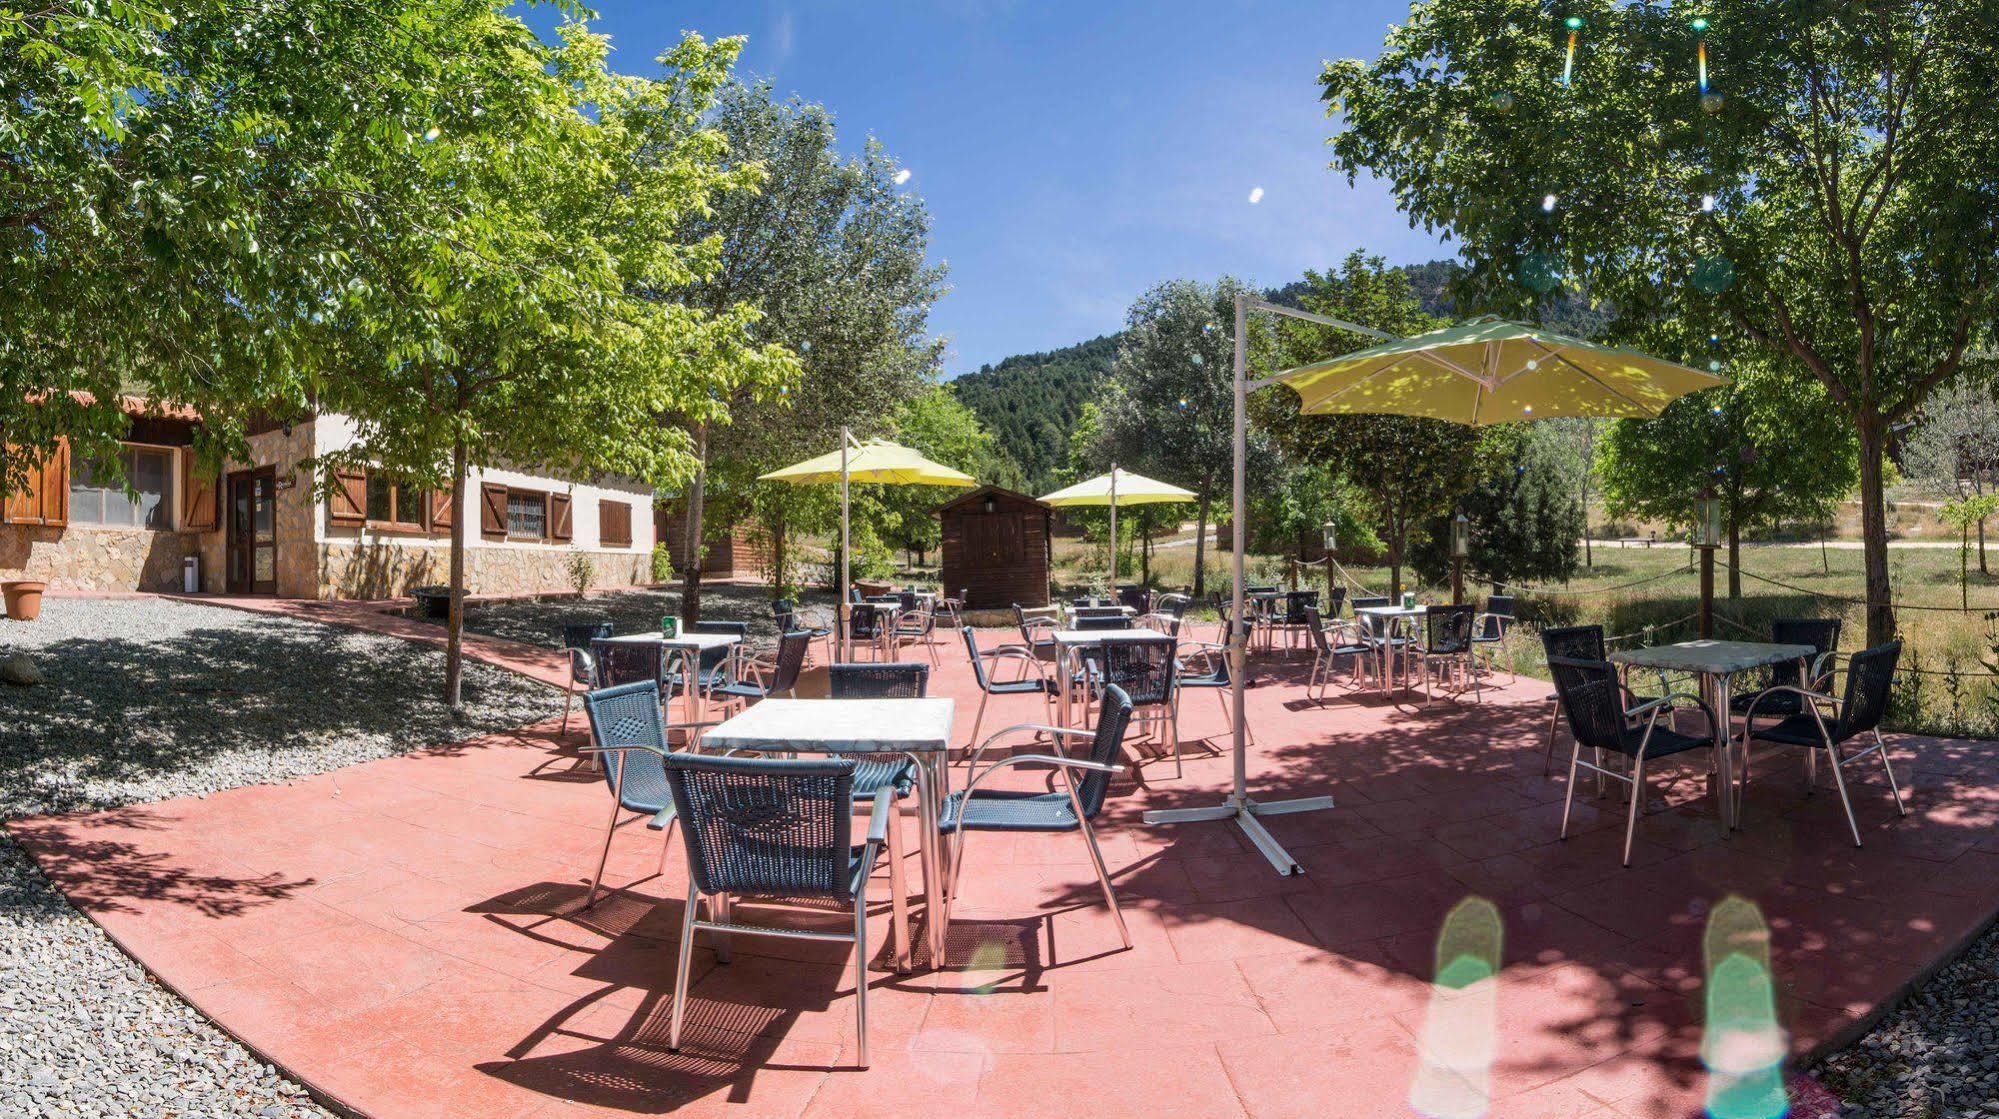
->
[2,399,658,599]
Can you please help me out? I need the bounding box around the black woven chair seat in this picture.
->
[1731,688,1808,716]
[664,666,731,690]
[1747,713,1835,747]
[849,756,917,797]
[939,788,1080,834]
[1604,722,1713,760]
[712,680,771,701]
[987,677,1053,696]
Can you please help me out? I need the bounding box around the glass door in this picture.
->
[226,469,277,594]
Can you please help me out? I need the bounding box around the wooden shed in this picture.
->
[935,486,1053,610]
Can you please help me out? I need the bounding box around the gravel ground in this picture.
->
[454,583,844,656]
[0,596,563,1119]
[1817,917,1999,1118]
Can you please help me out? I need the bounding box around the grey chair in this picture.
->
[1349,596,1411,692]
[1412,604,1480,704]
[1012,603,1059,657]
[561,621,614,732]
[1549,656,1719,865]
[891,598,941,666]
[1302,604,1372,699]
[939,686,1136,957]
[1115,585,1151,615]
[590,638,665,690]
[578,681,718,908]
[1472,595,1516,679]
[1741,640,1907,847]
[712,630,813,713]
[661,753,900,1068]
[961,626,1055,748]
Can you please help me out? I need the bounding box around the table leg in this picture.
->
[921,754,948,965]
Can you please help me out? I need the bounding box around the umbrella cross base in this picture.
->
[1142,793,1335,876]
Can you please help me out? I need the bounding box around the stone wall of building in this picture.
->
[318,541,651,600]
[0,524,206,592]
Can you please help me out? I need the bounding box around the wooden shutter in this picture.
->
[480,482,508,537]
[599,499,631,547]
[3,442,67,527]
[549,492,573,542]
[429,488,455,531]
[180,448,217,530]
[328,469,366,525]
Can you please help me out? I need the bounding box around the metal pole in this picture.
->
[1108,464,1118,594]
[840,426,851,661]
[1698,545,1715,638]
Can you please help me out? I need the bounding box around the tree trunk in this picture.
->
[770,507,788,595]
[1140,524,1152,587]
[1727,519,1742,599]
[1192,495,1211,599]
[444,438,468,712]
[678,423,708,626]
[1855,411,1896,645]
[1979,517,1987,575]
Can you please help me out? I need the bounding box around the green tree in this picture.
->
[671,79,944,617]
[1597,366,1858,597]
[1094,277,1275,599]
[872,384,1006,566]
[1903,373,1999,573]
[1321,1,1999,643]
[1060,400,1189,588]
[1413,424,1581,590]
[1259,254,1486,599]
[314,26,790,708]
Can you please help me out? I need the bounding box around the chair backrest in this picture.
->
[1076,685,1134,818]
[772,599,798,630]
[770,631,812,694]
[829,662,929,698]
[567,646,595,686]
[1546,655,1630,753]
[1324,586,1347,618]
[1301,605,1335,655]
[1485,595,1516,620]
[1770,617,1842,688]
[1215,603,1255,644]
[1074,605,1125,618]
[689,620,746,672]
[849,602,886,639]
[1013,604,1051,646]
[1116,585,1151,614]
[1283,590,1320,626]
[898,590,921,611]
[960,627,994,690]
[582,681,670,808]
[1350,596,1389,612]
[1156,593,1191,619]
[1423,605,1475,654]
[1073,614,1133,631]
[562,621,613,650]
[1100,637,1175,708]
[590,638,664,688]
[664,753,856,898]
[1834,640,1900,739]
[1540,624,1607,663]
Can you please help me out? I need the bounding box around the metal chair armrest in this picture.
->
[964,722,1093,773]
[1743,685,1840,730]
[962,752,1117,802]
[1630,692,1720,739]
[649,805,677,830]
[863,786,896,845]
[984,647,1051,681]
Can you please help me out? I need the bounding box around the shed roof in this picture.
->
[932,485,1051,516]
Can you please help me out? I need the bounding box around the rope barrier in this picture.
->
[1710,610,1998,679]
[1603,612,1701,647]
[1723,563,1999,614]
[1508,564,1696,597]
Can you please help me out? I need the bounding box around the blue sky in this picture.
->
[532,1,1445,375]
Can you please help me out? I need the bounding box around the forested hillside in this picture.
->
[947,333,1121,494]
[950,259,1611,492]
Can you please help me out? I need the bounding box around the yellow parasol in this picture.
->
[1040,466,1196,590]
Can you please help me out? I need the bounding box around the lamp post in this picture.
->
[1695,492,1721,638]
[1450,512,1470,606]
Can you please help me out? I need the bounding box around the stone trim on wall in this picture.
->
[0,524,206,592]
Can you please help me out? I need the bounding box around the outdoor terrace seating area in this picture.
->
[11,604,1994,1119]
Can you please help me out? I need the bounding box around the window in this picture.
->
[599,499,632,548]
[365,474,427,531]
[506,490,547,539]
[70,445,174,529]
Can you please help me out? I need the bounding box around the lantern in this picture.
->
[1697,495,1723,548]
[1322,520,1338,553]
[1451,513,1471,558]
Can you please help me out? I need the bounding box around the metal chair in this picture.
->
[578,681,718,908]
[961,626,1054,748]
[1549,656,1719,865]
[664,621,744,704]
[939,686,1135,957]
[1349,597,1411,694]
[1730,617,1842,720]
[1740,640,1907,847]
[1115,584,1151,615]
[891,597,941,666]
[1302,604,1372,700]
[1278,590,1320,650]
[1176,631,1256,746]
[560,622,613,732]
[824,661,926,970]
[846,603,893,660]
[935,589,969,630]
[1539,624,1606,775]
[1099,636,1181,776]
[590,638,665,689]
[1013,603,1058,657]
[712,630,813,713]
[1412,604,1480,704]
[1140,592,1191,633]
[1472,595,1516,679]
[661,753,900,1068]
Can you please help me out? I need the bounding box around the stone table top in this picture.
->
[1355,605,1428,618]
[1051,627,1170,645]
[701,698,955,755]
[600,630,741,651]
[1609,639,1816,676]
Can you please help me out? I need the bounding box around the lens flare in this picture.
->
[1562,19,1581,87]
[1542,193,1559,212]
[1702,896,1788,1119]
[1408,898,1503,1119]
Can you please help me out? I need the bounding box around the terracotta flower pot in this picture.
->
[3,580,47,622]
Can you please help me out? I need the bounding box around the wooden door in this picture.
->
[226,468,277,594]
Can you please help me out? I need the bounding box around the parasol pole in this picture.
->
[1108,464,1118,594]
[839,426,851,660]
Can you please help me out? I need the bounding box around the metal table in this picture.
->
[1354,604,1426,695]
[702,697,955,965]
[1608,639,1813,831]
[1050,627,1171,725]
[600,630,742,723]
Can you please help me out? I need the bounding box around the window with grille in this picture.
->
[506,490,547,539]
[69,445,174,529]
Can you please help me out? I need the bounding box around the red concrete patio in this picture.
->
[12,632,1996,1119]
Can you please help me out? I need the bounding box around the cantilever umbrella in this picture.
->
[1143,305,1726,877]
[1040,466,1196,591]
[760,428,977,656]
